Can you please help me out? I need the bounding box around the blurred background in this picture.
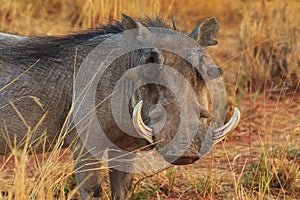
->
[0,0,299,199]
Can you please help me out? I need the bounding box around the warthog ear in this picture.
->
[121,14,152,42]
[189,18,220,47]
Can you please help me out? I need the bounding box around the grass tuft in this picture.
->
[0,0,299,199]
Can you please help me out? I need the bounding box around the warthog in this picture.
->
[0,14,240,199]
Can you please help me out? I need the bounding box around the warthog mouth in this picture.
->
[132,100,241,164]
[162,151,201,165]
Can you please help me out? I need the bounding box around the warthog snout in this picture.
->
[133,100,240,165]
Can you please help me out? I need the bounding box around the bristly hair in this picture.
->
[73,15,177,36]
[137,16,177,30]
[58,16,177,46]
[0,16,178,64]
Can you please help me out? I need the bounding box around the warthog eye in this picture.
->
[200,109,210,118]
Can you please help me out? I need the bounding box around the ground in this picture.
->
[0,0,299,199]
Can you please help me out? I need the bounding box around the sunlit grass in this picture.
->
[0,0,299,199]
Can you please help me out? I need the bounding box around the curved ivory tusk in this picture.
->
[213,107,241,143]
[132,100,154,143]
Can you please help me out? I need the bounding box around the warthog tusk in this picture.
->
[132,100,154,143]
[213,107,241,143]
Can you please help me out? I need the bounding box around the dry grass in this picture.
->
[240,0,299,93]
[0,0,299,199]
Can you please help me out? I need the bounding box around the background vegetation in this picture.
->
[0,0,299,199]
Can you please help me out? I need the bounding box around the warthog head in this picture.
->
[113,15,241,165]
